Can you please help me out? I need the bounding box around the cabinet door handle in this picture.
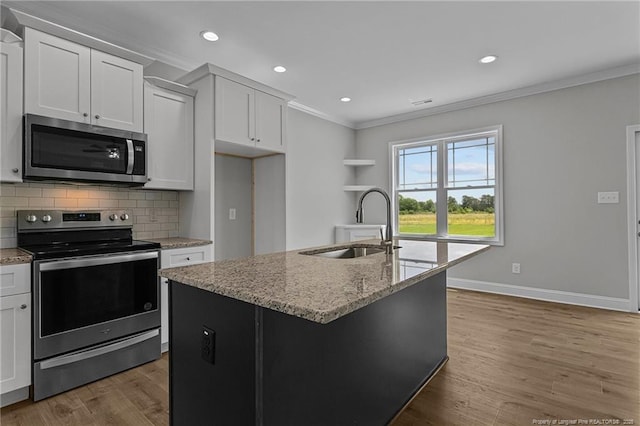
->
[20,304,27,310]
[250,137,255,141]
[12,168,19,173]
[83,112,89,117]
[95,114,100,119]
[256,139,261,143]
[186,257,191,261]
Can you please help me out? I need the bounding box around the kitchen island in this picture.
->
[160,239,489,425]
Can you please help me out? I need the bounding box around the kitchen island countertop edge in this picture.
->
[160,239,489,324]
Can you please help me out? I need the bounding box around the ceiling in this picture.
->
[4,1,640,128]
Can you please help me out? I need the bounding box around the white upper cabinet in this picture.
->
[90,50,143,132]
[215,77,286,153]
[215,77,255,147]
[143,79,195,191]
[255,90,286,152]
[0,35,24,182]
[24,28,143,132]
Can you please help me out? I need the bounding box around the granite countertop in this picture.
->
[146,237,212,250]
[160,239,489,324]
[0,248,33,265]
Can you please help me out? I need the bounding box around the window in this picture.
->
[391,126,503,245]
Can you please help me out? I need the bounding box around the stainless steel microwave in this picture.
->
[24,114,147,185]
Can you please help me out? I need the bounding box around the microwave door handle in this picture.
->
[126,139,134,174]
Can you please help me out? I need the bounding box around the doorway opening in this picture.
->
[625,124,640,312]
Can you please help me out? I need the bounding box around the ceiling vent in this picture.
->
[410,99,433,106]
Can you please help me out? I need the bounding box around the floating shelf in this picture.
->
[343,159,376,191]
[343,185,376,192]
[343,159,376,166]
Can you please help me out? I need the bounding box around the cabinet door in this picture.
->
[255,91,286,153]
[0,42,23,182]
[215,77,255,147]
[24,28,91,123]
[91,50,143,132]
[144,84,194,190]
[0,293,31,394]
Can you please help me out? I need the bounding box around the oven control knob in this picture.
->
[120,213,130,221]
[41,214,52,223]
[25,214,37,223]
[109,214,118,221]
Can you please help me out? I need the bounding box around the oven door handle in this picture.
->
[39,251,158,271]
[39,329,159,370]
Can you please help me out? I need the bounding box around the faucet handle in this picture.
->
[379,227,384,241]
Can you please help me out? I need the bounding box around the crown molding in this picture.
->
[178,63,295,101]
[144,76,197,97]
[287,101,355,129]
[354,63,640,130]
[7,7,154,66]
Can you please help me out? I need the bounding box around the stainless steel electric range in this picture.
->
[17,209,161,401]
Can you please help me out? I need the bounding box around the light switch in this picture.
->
[597,192,619,204]
[229,208,236,220]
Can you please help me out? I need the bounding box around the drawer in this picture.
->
[0,264,30,297]
[161,245,212,268]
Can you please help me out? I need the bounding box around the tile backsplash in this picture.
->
[0,182,180,248]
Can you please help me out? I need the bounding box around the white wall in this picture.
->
[286,108,357,250]
[254,154,286,255]
[214,154,252,260]
[356,74,640,301]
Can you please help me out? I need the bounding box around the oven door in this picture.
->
[33,250,160,361]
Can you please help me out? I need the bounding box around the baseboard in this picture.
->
[447,277,632,312]
[0,387,29,408]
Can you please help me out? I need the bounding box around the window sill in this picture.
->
[396,234,504,247]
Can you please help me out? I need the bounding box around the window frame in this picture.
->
[389,125,504,246]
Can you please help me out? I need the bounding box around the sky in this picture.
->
[397,137,495,202]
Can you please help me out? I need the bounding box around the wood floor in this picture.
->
[2,289,639,425]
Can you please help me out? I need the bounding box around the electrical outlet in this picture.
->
[201,326,215,364]
[597,192,619,204]
[512,263,521,274]
[229,208,236,220]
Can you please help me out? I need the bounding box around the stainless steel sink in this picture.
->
[299,244,399,259]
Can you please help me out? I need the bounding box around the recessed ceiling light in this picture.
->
[273,66,287,73]
[200,31,219,42]
[340,97,352,103]
[479,55,498,64]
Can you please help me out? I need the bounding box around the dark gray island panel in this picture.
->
[169,271,447,425]
[261,271,447,425]
[169,283,256,425]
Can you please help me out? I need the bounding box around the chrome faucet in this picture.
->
[355,187,394,254]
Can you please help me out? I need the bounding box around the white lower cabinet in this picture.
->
[160,245,212,352]
[0,264,31,407]
[335,224,386,243]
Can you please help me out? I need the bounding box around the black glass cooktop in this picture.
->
[17,228,159,260]
[21,239,160,260]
